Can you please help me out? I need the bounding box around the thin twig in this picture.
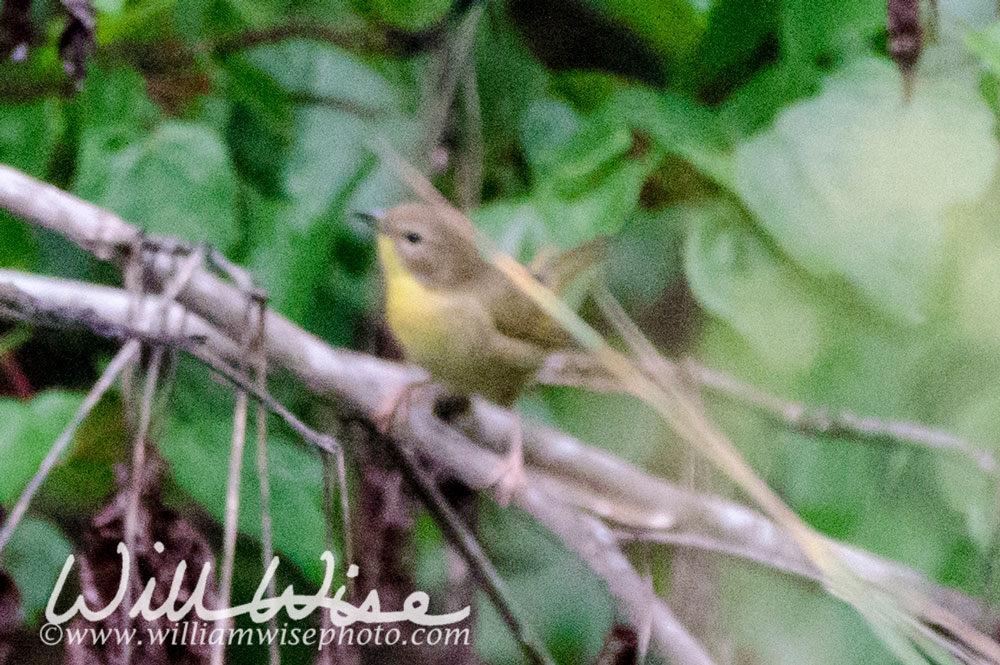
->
[547,286,999,474]
[318,452,339,665]
[456,11,484,210]
[0,339,140,554]
[122,345,162,665]
[1,157,998,658]
[120,233,145,430]
[2,271,994,636]
[183,342,339,455]
[215,289,278,665]
[689,361,998,473]
[213,382,248,665]
[334,447,352,575]
[123,247,205,665]
[203,251,269,665]
[423,6,484,169]
[250,301,280,665]
[387,433,558,665]
[210,23,385,57]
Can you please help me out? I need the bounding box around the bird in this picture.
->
[359,202,604,502]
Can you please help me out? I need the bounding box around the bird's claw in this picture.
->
[486,415,526,507]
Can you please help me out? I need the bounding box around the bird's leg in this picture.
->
[372,379,432,434]
[486,413,526,507]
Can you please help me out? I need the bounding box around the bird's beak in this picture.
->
[351,209,386,240]
[353,209,385,230]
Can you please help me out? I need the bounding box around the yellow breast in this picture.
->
[379,234,455,359]
[376,234,533,404]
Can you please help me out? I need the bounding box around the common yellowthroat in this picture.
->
[362,203,602,500]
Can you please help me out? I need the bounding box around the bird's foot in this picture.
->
[372,380,430,434]
[485,415,526,507]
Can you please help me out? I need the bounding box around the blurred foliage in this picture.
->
[2,0,1000,663]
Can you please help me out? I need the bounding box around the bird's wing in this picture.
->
[482,236,608,351]
[528,235,609,295]
[480,266,574,351]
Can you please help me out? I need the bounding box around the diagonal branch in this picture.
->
[0,270,1000,651]
[2,163,999,660]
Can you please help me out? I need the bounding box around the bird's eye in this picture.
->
[404,232,422,244]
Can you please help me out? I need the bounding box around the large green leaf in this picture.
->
[781,0,883,63]
[962,19,1000,77]
[371,0,451,32]
[160,366,331,583]
[534,148,661,248]
[684,201,823,369]
[717,61,820,139]
[686,0,781,91]
[76,65,161,135]
[0,392,84,504]
[588,0,705,62]
[470,198,549,260]
[0,99,62,179]
[600,87,732,182]
[2,519,73,625]
[523,87,730,248]
[732,57,997,323]
[937,388,1000,548]
[0,213,36,270]
[240,40,420,330]
[245,39,401,114]
[76,121,239,250]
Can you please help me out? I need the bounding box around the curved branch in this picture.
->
[1,163,998,659]
[0,269,994,637]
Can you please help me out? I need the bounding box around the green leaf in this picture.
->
[0,392,84,504]
[476,12,549,188]
[245,39,401,113]
[547,116,635,187]
[600,87,732,183]
[226,101,290,199]
[0,213,37,270]
[937,389,1000,548]
[966,21,1000,77]
[2,519,73,625]
[372,0,451,32]
[76,64,161,135]
[684,201,823,369]
[94,0,125,14]
[76,121,239,249]
[717,61,820,138]
[471,198,546,260]
[605,208,683,308]
[588,0,705,62]
[518,99,582,176]
[731,57,997,323]
[686,0,781,90]
[724,566,898,665]
[248,104,416,320]
[781,0,883,63]
[0,99,62,178]
[524,86,731,248]
[534,145,662,248]
[239,39,420,331]
[160,366,330,583]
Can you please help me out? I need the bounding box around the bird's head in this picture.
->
[359,203,486,289]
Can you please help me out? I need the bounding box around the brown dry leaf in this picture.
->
[66,458,215,665]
